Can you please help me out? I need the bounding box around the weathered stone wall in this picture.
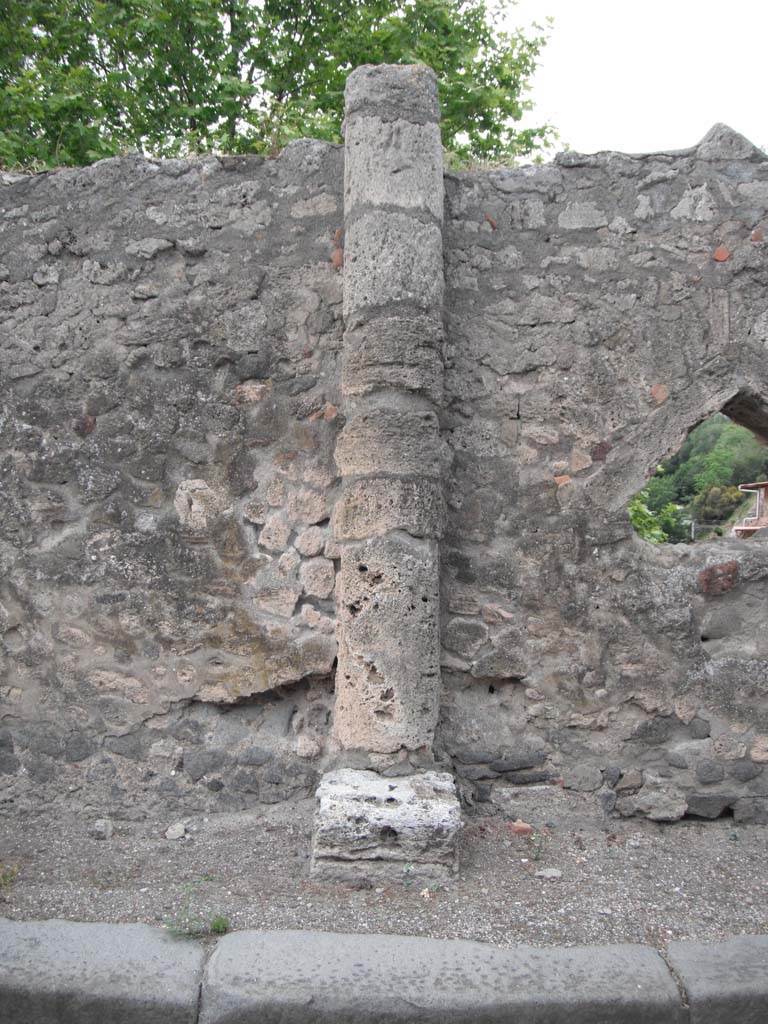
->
[3,73,768,824]
[438,125,768,822]
[1,144,345,815]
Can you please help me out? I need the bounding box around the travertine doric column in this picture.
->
[332,64,445,754]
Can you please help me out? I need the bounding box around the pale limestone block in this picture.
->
[299,557,335,599]
[258,513,291,553]
[295,526,327,557]
[310,769,462,883]
[558,201,608,229]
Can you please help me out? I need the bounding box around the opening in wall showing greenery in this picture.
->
[629,414,768,544]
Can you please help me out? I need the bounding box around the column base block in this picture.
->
[310,768,462,884]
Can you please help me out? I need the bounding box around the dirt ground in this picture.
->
[1,784,766,949]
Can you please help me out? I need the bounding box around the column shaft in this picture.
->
[333,65,445,754]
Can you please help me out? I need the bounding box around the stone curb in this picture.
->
[667,935,768,1023]
[0,919,205,1024]
[1,920,767,1023]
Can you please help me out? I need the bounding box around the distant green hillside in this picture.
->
[629,414,768,543]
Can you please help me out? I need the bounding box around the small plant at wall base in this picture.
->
[0,863,20,890]
[629,414,768,543]
[163,881,230,938]
[0,0,555,170]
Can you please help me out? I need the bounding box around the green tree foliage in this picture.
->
[628,496,668,544]
[0,0,554,169]
[643,472,677,513]
[656,502,690,543]
[629,497,689,545]
[690,485,743,524]
[630,414,768,543]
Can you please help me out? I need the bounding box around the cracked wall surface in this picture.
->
[2,87,768,823]
[1,144,343,814]
[438,124,768,823]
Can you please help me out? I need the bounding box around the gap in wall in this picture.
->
[629,411,768,544]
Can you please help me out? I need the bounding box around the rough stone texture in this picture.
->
[335,408,441,478]
[564,765,603,792]
[2,916,765,1024]
[333,535,441,752]
[0,918,204,1023]
[0,143,342,817]
[344,63,441,125]
[3,65,768,822]
[437,122,768,820]
[310,768,461,883]
[334,476,444,541]
[200,929,685,1024]
[341,315,443,402]
[619,779,689,822]
[667,934,768,1023]
[333,64,445,754]
[345,116,443,219]
[343,211,443,318]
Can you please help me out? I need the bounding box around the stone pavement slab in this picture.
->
[667,934,768,1024]
[199,928,685,1023]
[0,918,205,1024]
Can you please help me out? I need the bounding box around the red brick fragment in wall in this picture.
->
[73,414,96,437]
[308,403,339,422]
[591,440,612,462]
[713,245,731,262]
[330,227,344,271]
[751,227,765,243]
[698,560,739,596]
[650,383,669,406]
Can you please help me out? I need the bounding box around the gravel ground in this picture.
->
[1,785,766,949]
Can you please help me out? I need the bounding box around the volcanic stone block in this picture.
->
[334,476,444,541]
[685,792,737,819]
[294,525,326,556]
[733,797,768,823]
[310,768,462,883]
[342,314,444,401]
[298,556,335,599]
[333,535,441,752]
[470,625,528,680]
[200,931,686,1024]
[667,934,768,1024]
[695,759,726,784]
[697,122,765,161]
[343,211,443,319]
[244,566,301,618]
[0,919,204,1024]
[335,408,440,479]
[622,781,688,822]
[345,116,443,219]
[344,63,441,125]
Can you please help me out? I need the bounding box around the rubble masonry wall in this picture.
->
[2,68,768,822]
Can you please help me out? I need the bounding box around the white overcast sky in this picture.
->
[508,0,767,157]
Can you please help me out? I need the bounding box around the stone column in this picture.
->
[332,64,446,756]
[311,66,461,884]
